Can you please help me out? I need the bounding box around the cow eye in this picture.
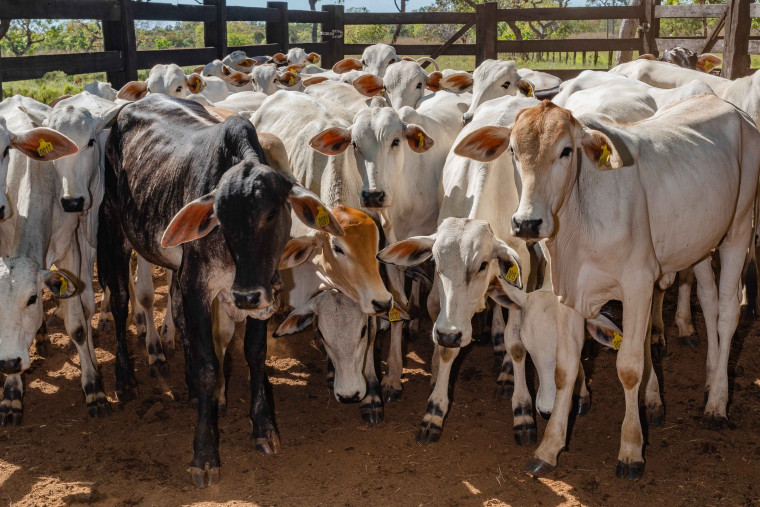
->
[416,82,423,89]
[501,81,511,89]
[361,60,366,66]
[26,295,37,306]
[560,147,572,158]
[351,141,357,150]
[88,139,96,148]
[389,59,396,65]
[391,138,400,147]
[478,261,488,272]
[2,146,8,159]
[175,85,183,93]
[332,243,344,255]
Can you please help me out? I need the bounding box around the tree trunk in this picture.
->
[0,19,10,41]
[309,0,318,43]
[391,0,406,45]
[615,0,642,65]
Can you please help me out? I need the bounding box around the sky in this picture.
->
[160,1,441,10]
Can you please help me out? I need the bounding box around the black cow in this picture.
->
[97,94,343,487]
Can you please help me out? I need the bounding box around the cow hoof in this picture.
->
[189,466,220,488]
[116,385,138,404]
[86,396,112,419]
[217,402,227,417]
[361,402,384,425]
[538,410,551,420]
[524,458,554,477]
[416,422,442,445]
[494,380,514,400]
[382,386,402,403]
[513,423,537,447]
[616,460,644,479]
[0,406,22,428]
[149,359,170,378]
[702,413,728,430]
[646,403,665,427]
[678,334,700,348]
[650,341,667,361]
[575,394,591,416]
[35,338,51,357]
[254,431,282,455]
[98,317,114,333]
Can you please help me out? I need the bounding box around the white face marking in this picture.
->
[382,61,429,110]
[466,60,522,116]
[361,44,399,78]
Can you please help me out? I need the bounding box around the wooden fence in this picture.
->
[0,0,757,96]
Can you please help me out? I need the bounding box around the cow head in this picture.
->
[281,205,392,315]
[352,61,442,110]
[0,256,76,375]
[243,65,301,95]
[309,107,433,210]
[378,217,522,348]
[0,117,79,220]
[162,162,343,312]
[333,43,399,78]
[285,47,320,67]
[117,64,207,101]
[454,101,623,239]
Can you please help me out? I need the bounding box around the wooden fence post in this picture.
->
[321,4,344,68]
[204,0,227,61]
[103,0,137,88]
[641,0,659,56]
[266,1,289,55]
[475,2,497,66]
[722,0,750,79]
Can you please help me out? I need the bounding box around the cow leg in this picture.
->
[526,303,584,475]
[244,317,280,455]
[675,267,698,347]
[504,310,534,446]
[160,269,177,350]
[131,255,168,377]
[212,298,235,416]
[170,271,195,404]
[97,286,114,332]
[381,266,407,402]
[0,375,24,427]
[360,317,383,424]
[643,325,664,427]
[417,344,459,444]
[491,305,506,366]
[34,321,50,357]
[409,279,421,335]
[574,361,591,416]
[493,308,514,399]
[650,286,666,360]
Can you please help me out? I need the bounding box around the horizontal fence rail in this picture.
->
[0,0,756,97]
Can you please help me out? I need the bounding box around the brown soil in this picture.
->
[2,267,760,507]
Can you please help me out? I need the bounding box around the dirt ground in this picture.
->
[2,267,760,507]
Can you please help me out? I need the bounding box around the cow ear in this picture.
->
[224,71,252,87]
[91,104,124,132]
[272,53,288,65]
[580,128,623,169]
[288,186,345,237]
[257,132,290,174]
[404,123,434,153]
[440,73,473,93]
[332,58,363,74]
[636,53,657,61]
[273,296,318,337]
[280,234,319,269]
[161,191,218,247]
[278,71,301,88]
[309,127,351,156]
[42,270,77,299]
[303,76,329,87]
[488,278,525,311]
[48,94,73,108]
[237,58,256,68]
[353,74,384,97]
[186,73,206,94]
[307,52,321,64]
[492,239,522,290]
[17,106,48,128]
[285,64,305,74]
[10,127,79,161]
[377,236,435,267]
[585,314,622,349]
[116,80,148,101]
[517,78,534,97]
[697,53,722,73]
[454,125,511,162]
[425,71,443,92]
[193,65,205,74]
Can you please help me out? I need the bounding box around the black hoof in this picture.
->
[149,359,170,378]
[116,385,138,404]
[87,397,112,419]
[360,400,384,425]
[616,460,644,479]
[646,404,665,427]
[382,386,402,403]
[702,413,728,430]
[678,334,700,348]
[189,466,220,488]
[416,422,442,444]
[538,410,551,420]
[514,423,537,446]
[494,380,514,400]
[35,338,51,357]
[651,341,667,361]
[0,407,22,427]
[253,431,282,455]
[524,458,554,477]
[575,394,591,416]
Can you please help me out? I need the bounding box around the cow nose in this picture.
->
[0,358,22,374]
[511,217,543,239]
[232,289,263,310]
[538,409,552,420]
[372,299,392,314]
[435,329,462,348]
[60,197,85,213]
[337,392,362,404]
[360,190,386,208]
[462,112,473,125]
[0,205,6,220]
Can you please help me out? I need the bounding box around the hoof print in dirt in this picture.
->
[524,458,554,477]
[678,334,700,348]
[702,413,728,431]
[513,422,537,446]
[646,403,665,427]
[616,460,644,479]
[189,465,220,488]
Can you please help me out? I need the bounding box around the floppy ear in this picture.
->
[186,73,206,94]
[18,106,49,128]
[193,65,205,74]
[440,73,473,93]
[580,128,623,169]
[280,234,320,269]
[333,58,363,74]
[161,191,218,247]
[309,127,352,156]
[585,314,622,349]
[257,132,290,174]
[237,57,256,68]
[425,71,443,92]
[377,236,435,267]
[278,71,301,87]
[91,104,124,132]
[697,53,721,73]
[353,74,384,97]
[303,76,329,87]
[117,80,148,101]
[42,270,77,299]
[492,239,522,290]
[307,52,320,64]
[636,53,657,61]
[273,296,318,337]
[403,123,434,153]
[454,125,511,162]
[288,185,345,237]
[10,128,79,161]
[378,302,411,322]
[224,71,252,87]
[488,278,526,311]
[517,78,534,97]
[285,64,305,74]
[272,53,288,65]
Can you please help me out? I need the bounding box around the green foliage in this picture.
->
[227,22,266,47]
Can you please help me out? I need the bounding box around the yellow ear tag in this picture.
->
[59,276,68,296]
[316,205,330,228]
[417,132,424,150]
[598,144,611,167]
[288,76,295,86]
[388,307,400,322]
[380,88,386,97]
[612,331,623,351]
[703,60,715,72]
[527,86,534,98]
[504,264,519,284]
[37,139,53,157]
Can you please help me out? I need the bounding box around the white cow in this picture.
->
[116,63,232,104]
[332,43,400,78]
[352,60,443,110]
[455,95,760,478]
[83,81,118,101]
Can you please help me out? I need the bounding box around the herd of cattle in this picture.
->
[0,41,758,488]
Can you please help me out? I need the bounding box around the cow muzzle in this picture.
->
[337,392,362,404]
[0,357,22,374]
[231,286,270,310]
[360,189,386,209]
[511,216,543,239]
[435,329,462,348]
[462,112,473,125]
[371,298,393,315]
[61,197,85,213]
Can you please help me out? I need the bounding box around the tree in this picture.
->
[1,20,50,56]
[391,0,409,44]
[308,0,344,43]
[615,0,641,65]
